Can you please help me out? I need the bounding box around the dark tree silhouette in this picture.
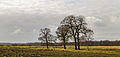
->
[61,15,89,50]
[56,25,70,49]
[75,16,87,50]
[61,15,77,50]
[38,28,56,48]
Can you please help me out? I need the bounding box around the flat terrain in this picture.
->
[0,46,120,57]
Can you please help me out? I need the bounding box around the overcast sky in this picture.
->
[0,0,120,43]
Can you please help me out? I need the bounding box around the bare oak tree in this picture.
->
[61,15,77,50]
[56,25,70,49]
[38,28,56,48]
[76,16,87,50]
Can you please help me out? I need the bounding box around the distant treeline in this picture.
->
[0,40,120,46]
[68,40,120,46]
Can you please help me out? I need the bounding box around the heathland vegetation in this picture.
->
[1,46,120,57]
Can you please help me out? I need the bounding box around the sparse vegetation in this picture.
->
[0,46,120,57]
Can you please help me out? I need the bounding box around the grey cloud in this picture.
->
[0,0,120,42]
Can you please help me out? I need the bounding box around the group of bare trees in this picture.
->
[38,15,94,50]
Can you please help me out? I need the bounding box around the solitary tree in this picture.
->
[38,28,56,48]
[56,25,70,49]
[61,15,87,50]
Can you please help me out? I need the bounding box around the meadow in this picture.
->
[0,46,120,57]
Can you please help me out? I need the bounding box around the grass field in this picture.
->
[0,46,120,57]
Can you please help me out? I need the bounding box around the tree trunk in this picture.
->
[74,37,77,50]
[45,36,48,48]
[77,38,80,50]
[77,32,80,50]
[63,38,66,49]
[46,40,48,48]
[71,28,77,50]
